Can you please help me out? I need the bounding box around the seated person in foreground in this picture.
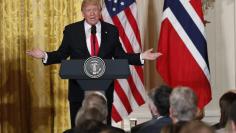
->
[212,91,236,132]
[134,85,173,133]
[63,92,125,133]
[161,86,198,133]
[180,120,215,133]
[226,101,236,133]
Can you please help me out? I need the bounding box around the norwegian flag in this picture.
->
[156,0,212,109]
[102,0,146,122]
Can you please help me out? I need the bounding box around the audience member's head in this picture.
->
[75,92,108,126]
[170,86,198,123]
[180,120,215,133]
[82,92,108,118]
[147,89,158,118]
[82,92,107,107]
[99,127,125,133]
[161,121,187,133]
[76,107,107,127]
[213,91,236,129]
[227,101,236,133]
[74,119,106,133]
[153,85,172,117]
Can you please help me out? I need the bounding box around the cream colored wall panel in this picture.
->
[205,0,235,121]
[136,0,148,46]
[216,0,235,89]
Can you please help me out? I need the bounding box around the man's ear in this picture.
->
[169,107,178,123]
[169,107,173,118]
[82,12,85,18]
[147,100,158,117]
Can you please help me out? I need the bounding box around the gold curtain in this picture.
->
[140,0,165,90]
[0,0,83,133]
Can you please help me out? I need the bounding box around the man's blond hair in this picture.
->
[81,0,102,11]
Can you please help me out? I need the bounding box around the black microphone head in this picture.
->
[91,25,96,34]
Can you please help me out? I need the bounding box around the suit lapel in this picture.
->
[77,21,109,57]
[78,20,90,57]
[98,21,108,57]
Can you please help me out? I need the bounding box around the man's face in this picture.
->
[82,3,101,25]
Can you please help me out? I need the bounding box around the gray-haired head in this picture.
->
[75,92,108,126]
[170,86,198,122]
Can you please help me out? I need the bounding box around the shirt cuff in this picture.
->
[140,53,144,64]
[42,52,48,63]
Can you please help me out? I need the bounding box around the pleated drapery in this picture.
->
[0,0,82,132]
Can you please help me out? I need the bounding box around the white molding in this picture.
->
[202,110,220,124]
[204,110,220,117]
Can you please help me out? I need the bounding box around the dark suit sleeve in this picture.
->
[44,26,71,65]
[112,27,142,66]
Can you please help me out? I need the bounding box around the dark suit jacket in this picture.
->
[44,20,142,102]
[131,120,151,133]
[136,116,172,133]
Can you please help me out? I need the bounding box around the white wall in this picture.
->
[203,0,235,123]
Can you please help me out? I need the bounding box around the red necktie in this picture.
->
[90,34,99,56]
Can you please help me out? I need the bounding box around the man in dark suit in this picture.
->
[134,85,173,133]
[27,0,159,127]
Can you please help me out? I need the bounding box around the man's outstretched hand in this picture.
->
[141,48,162,60]
[26,48,45,59]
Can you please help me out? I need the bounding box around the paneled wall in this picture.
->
[204,0,235,122]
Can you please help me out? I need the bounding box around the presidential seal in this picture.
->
[84,56,106,78]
